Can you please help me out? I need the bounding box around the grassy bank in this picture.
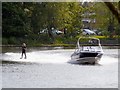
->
[2,35,120,47]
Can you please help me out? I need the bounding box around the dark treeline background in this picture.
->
[2,2,120,46]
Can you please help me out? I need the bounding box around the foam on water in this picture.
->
[99,56,118,65]
[1,49,118,88]
[1,49,118,65]
[1,50,71,64]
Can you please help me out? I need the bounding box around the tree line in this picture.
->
[2,2,120,45]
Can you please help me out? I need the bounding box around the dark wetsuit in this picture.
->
[22,46,26,53]
[20,45,27,59]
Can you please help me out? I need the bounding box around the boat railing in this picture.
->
[74,37,103,53]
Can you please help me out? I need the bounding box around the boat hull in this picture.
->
[71,52,103,64]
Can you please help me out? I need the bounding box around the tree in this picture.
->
[104,2,120,23]
[2,2,83,44]
[2,2,31,38]
[30,2,83,43]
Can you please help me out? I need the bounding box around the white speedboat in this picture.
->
[71,37,103,64]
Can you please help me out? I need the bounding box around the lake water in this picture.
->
[0,47,118,88]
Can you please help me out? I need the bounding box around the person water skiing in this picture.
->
[20,43,27,59]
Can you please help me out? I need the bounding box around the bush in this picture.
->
[8,37,19,44]
[2,38,8,45]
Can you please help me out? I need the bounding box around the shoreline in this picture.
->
[1,44,120,47]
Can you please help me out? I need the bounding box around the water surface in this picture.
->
[1,47,118,88]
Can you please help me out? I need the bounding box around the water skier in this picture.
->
[20,43,27,59]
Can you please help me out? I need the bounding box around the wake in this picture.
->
[1,49,118,65]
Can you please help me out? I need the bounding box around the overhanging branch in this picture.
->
[104,2,120,23]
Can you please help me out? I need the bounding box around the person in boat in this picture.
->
[88,39,95,50]
[89,39,95,45]
[20,43,27,59]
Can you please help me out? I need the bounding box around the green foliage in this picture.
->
[2,2,120,45]
[2,38,8,45]
[2,2,83,45]
[93,2,119,36]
